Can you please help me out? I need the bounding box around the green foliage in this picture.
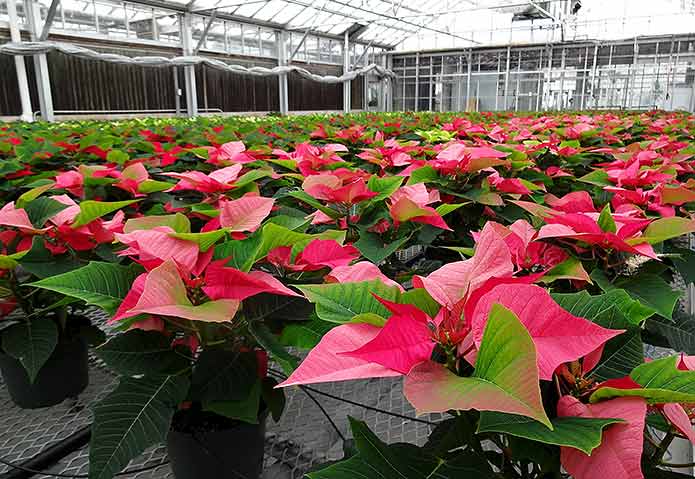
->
[89,375,189,479]
[29,262,143,315]
[307,418,496,479]
[477,413,622,455]
[95,330,189,376]
[72,199,139,227]
[297,280,402,323]
[1,320,58,383]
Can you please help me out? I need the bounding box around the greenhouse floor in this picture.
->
[0,335,442,479]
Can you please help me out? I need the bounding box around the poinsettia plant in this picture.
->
[0,185,135,382]
[2,110,695,479]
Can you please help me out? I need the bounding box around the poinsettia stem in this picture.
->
[57,305,67,332]
[9,271,33,315]
[644,432,661,450]
[651,432,675,462]
[659,461,695,468]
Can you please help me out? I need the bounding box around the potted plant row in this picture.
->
[0,110,694,479]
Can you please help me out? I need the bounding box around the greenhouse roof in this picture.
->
[25,0,695,51]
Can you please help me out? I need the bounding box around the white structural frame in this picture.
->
[2,0,403,119]
[387,33,695,113]
[6,0,33,122]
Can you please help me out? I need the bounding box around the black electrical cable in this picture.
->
[0,456,168,478]
[268,368,439,426]
[296,386,347,443]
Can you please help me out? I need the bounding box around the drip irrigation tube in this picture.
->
[0,426,91,479]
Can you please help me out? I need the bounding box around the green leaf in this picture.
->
[552,289,651,328]
[247,321,299,376]
[399,288,440,317]
[123,213,191,234]
[350,313,387,326]
[552,289,647,380]
[646,313,695,354]
[106,149,129,164]
[24,197,68,228]
[436,203,465,216]
[307,418,496,479]
[279,317,335,349]
[298,280,401,323]
[261,377,286,422]
[354,230,409,264]
[287,191,341,218]
[89,375,189,479]
[189,350,258,403]
[405,304,551,428]
[591,270,680,319]
[0,250,28,270]
[461,189,504,206]
[29,262,143,315]
[18,237,82,278]
[406,165,440,185]
[632,217,695,245]
[169,229,227,252]
[243,293,313,323]
[256,223,345,260]
[590,329,644,381]
[1,320,58,383]
[137,180,173,194]
[17,181,56,208]
[266,214,310,231]
[214,234,262,272]
[366,175,403,201]
[95,330,189,376]
[477,412,622,455]
[422,413,480,457]
[234,169,270,188]
[539,257,590,283]
[189,203,220,217]
[578,169,611,187]
[590,356,695,404]
[72,199,139,228]
[597,205,616,233]
[204,379,262,424]
[670,247,695,285]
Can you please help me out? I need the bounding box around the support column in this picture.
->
[343,31,350,114]
[181,13,198,117]
[7,0,33,122]
[25,0,54,122]
[277,31,289,115]
[383,54,392,112]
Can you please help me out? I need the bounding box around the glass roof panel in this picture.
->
[34,0,695,50]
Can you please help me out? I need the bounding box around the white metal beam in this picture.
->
[277,30,289,114]
[25,0,55,122]
[194,9,217,53]
[181,12,199,117]
[40,0,62,41]
[343,30,350,113]
[7,0,33,122]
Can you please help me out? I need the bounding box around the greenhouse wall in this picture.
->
[0,32,365,117]
[389,33,695,112]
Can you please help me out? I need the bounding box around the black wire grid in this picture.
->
[0,312,443,479]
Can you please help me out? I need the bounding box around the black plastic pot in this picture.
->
[0,336,89,409]
[167,411,268,479]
